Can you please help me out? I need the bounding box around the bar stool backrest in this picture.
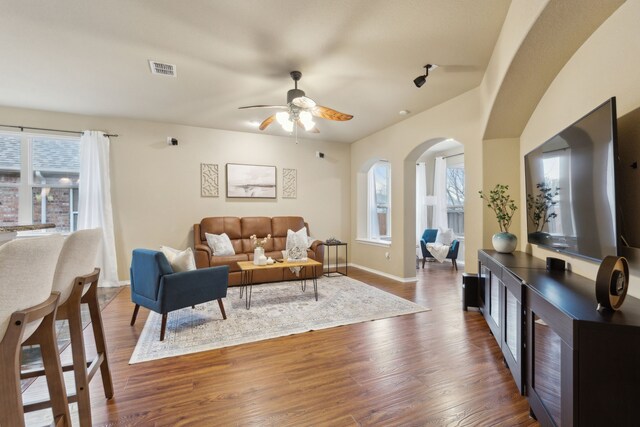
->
[52,228,102,303]
[0,234,64,343]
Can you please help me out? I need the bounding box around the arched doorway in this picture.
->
[403,137,465,276]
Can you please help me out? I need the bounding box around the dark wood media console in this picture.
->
[478,250,640,427]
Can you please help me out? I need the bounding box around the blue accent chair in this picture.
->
[129,249,229,341]
[419,229,460,270]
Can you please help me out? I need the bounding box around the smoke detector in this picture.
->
[148,60,177,77]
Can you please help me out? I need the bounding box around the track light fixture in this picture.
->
[414,64,434,88]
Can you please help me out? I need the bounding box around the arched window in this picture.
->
[367,161,391,241]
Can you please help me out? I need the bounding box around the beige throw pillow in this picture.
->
[205,232,235,256]
[286,227,311,251]
[161,246,196,272]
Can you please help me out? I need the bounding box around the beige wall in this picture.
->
[0,106,351,279]
[350,88,484,279]
[348,0,547,279]
[519,0,640,297]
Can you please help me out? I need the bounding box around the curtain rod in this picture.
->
[0,124,118,137]
[443,152,464,159]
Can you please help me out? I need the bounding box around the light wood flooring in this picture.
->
[23,263,538,426]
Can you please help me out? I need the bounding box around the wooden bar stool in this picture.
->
[21,228,113,427]
[0,234,69,427]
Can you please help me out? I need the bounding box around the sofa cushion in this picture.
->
[209,253,248,273]
[200,217,242,241]
[240,217,273,253]
[272,216,306,238]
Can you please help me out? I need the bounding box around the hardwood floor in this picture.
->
[24,263,538,426]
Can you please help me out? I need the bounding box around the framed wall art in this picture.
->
[282,168,297,198]
[200,163,219,197]
[226,163,277,198]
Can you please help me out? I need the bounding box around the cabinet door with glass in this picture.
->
[502,271,524,394]
[479,258,502,347]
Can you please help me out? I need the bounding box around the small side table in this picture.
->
[324,241,348,277]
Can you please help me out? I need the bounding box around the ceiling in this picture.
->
[0,0,511,143]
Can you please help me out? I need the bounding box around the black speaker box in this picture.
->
[546,257,566,272]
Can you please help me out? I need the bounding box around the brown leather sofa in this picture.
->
[194,216,325,286]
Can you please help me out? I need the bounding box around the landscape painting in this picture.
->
[226,163,277,198]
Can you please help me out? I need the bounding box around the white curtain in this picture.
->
[416,163,428,254]
[78,131,119,287]
[433,156,449,230]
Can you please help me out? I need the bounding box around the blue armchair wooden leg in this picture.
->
[160,313,168,341]
[422,258,426,268]
[452,259,458,271]
[130,304,140,326]
[217,299,227,320]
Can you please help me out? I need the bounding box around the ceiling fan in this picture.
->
[239,71,353,134]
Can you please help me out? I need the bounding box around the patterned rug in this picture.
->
[129,275,429,364]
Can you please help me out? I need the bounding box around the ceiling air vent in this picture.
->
[148,60,176,77]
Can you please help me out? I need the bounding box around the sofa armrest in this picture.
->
[310,240,325,265]
[194,243,211,268]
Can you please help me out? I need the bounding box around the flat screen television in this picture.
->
[616,105,640,275]
[524,97,617,261]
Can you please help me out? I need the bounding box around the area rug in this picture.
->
[129,275,429,364]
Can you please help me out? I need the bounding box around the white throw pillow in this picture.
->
[161,246,196,272]
[435,228,454,246]
[286,227,311,251]
[204,232,235,256]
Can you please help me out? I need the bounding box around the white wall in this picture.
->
[0,106,351,279]
[519,0,640,297]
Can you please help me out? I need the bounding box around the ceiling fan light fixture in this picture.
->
[276,111,290,126]
[299,110,315,131]
[282,120,294,133]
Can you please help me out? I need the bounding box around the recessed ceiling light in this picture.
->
[399,110,411,116]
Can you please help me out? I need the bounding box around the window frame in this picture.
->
[366,160,392,243]
[0,131,80,231]
[445,156,465,237]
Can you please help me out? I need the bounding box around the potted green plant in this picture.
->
[479,184,518,253]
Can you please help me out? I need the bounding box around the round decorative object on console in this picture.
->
[492,232,517,254]
[596,255,629,311]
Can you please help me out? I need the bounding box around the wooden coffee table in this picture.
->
[236,259,322,309]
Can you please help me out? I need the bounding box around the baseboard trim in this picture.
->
[348,263,418,283]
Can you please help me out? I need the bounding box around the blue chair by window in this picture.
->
[129,249,229,341]
[419,229,460,270]
[419,229,438,267]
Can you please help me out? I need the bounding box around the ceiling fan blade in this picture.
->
[259,115,276,130]
[312,106,353,121]
[291,96,317,109]
[238,105,288,110]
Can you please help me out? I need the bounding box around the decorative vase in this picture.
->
[253,247,266,265]
[492,232,517,253]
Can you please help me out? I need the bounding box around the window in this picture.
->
[0,134,21,225]
[446,160,464,235]
[0,132,80,232]
[368,161,391,241]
